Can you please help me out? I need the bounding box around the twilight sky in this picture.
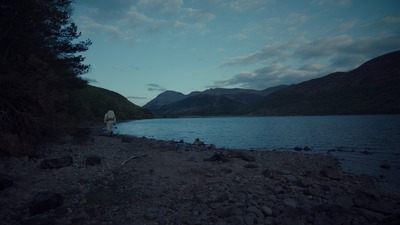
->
[73,0,400,106]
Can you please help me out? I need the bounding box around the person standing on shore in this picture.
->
[104,109,116,136]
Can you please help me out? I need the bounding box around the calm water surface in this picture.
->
[117,115,400,194]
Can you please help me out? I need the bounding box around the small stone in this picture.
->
[229,207,243,216]
[227,215,244,225]
[39,156,73,169]
[209,202,222,209]
[246,206,264,218]
[228,151,256,162]
[188,157,196,161]
[121,136,133,143]
[283,198,298,208]
[244,213,256,225]
[21,217,56,225]
[261,206,273,216]
[361,150,373,155]
[314,212,336,225]
[208,144,217,150]
[193,138,204,146]
[380,163,391,169]
[244,164,259,169]
[262,168,275,179]
[85,155,102,166]
[30,191,64,215]
[214,206,230,218]
[221,167,232,174]
[55,206,69,215]
[273,185,284,194]
[294,146,303,151]
[144,207,158,220]
[203,153,229,162]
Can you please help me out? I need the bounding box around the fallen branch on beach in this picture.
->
[120,154,149,167]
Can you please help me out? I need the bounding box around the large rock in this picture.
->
[0,174,13,190]
[39,156,73,169]
[294,146,303,151]
[30,191,64,215]
[262,168,275,179]
[203,153,229,162]
[193,138,205,146]
[320,165,343,180]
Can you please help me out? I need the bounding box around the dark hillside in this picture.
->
[250,50,400,115]
[67,85,153,122]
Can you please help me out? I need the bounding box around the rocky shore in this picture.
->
[1,129,399,225]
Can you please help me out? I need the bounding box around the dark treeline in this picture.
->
[0,0,92,155]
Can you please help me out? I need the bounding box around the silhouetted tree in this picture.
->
[0,0,91,155]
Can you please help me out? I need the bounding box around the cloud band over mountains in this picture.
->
[74,0,400,105]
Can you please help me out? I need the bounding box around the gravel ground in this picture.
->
[0,131,399,225]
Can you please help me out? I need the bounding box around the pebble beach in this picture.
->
[1,127,399,225]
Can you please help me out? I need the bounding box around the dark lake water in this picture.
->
[117,115,400,194]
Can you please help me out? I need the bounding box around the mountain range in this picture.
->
[144,86,288,116]
[143,50,400,116]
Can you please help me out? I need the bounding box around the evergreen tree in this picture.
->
[0,0,91,154]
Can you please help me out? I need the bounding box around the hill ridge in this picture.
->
[144,50,400,117]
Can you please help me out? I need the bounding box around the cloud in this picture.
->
[215,33,400,90]
[77,16,124,39]
[182,8,216,22]
[225,0,275,12]
[338,19,358,32]
[124,7,169,34]
[364,16,400,29]
[78,0,129,11]
[286,13,310,24]
[296,34,400,60]
[210,62,325,90]
[130,66,141,70]
[147,83,166,92]
[312,0,351,6]
[74,0,214,40]
[378,16,400,25]
[173,21,208,36]
[221,34,400,69]
[127,96,147,100]
[230,33,248,40]
[83,77,98,84]
[220,43,291,67]
[295,35,352,59]
[229,23,263,40]
[138,0,183,13]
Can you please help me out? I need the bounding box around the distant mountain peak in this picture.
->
[143,90,186,109]
[143,85,288,116]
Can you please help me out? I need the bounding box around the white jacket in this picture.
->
[104,110,116,123]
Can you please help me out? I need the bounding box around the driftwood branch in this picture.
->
[120,154,148,167]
